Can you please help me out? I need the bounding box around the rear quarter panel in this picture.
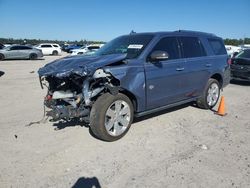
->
[201,36,230,89]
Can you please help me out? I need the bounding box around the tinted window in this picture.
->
[88,46,100,50]
[208,39,227,55]
[236,49,250,58]
[10,46,21,50]
[41,45,52,48]
[20,46,32,50]
[151,37,180,60]
[180,37,206,58]
[53,45,59,48]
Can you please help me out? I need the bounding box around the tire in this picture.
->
[0,53,4,61]
[90,93,134,141]
[197,78,220,109]
[29,53,38,60]
[52,50,58,55]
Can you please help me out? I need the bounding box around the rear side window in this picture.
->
[179,37,206,58]
[20,46,32,50]
[10,46,20,50]
[151,37,180,60]
[41,45,52,48]
[88,46,100,50]
[208,39,227,55]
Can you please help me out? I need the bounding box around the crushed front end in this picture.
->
[40,69,119,122]
[38,54,126,122]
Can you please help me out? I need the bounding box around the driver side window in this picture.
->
[152,37,180,60]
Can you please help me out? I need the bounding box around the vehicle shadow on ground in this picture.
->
[134,103,192,123]
[52,103,194,131]
[230,80,250,86]
[0,71,5,77]
[71,176,101,188]
[1,58,45,61]
[52,119,89,130]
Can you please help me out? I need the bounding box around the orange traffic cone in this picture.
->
[216,96,226,116]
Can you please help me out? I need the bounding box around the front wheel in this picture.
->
[90,93,134,141]
[0,53,5,61]
[197,78,220,109]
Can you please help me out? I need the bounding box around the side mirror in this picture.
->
[150,51,169,62]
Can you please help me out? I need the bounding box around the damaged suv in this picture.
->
[38,30,230,141]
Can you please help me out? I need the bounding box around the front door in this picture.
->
[144,37,187,110]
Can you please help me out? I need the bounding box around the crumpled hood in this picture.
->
[38,53,127,77]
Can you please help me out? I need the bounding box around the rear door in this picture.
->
[40,44,52,55]
[178,36,209,98]
[144,36,187,110]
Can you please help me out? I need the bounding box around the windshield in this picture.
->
[3,46,11,50]
[236,49,250,58]
[96,34,153,59]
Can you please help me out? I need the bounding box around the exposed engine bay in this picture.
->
[40,68,120,122]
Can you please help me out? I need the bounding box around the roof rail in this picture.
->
[174,30,216,36]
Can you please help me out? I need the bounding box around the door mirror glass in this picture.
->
[150,50,169,61]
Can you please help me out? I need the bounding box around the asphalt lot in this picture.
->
[0,53,250,188]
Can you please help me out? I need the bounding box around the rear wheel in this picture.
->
[29,53,38,60]
[90,93,134,141]
[197,78,220,109]
[52,50,58,55]
[0,53,4,61]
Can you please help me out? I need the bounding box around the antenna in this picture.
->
[130,30,136,34]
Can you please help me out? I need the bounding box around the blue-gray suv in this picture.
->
[38,30,230,141]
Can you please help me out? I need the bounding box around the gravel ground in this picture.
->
[0,53,250,188]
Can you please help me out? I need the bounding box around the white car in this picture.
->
[239,44,250,50]
[35,43,62,55]
[225,45,241,57]
[70,44,104,56]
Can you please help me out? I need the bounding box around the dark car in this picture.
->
[0,43,5,49]
[38,30,230,141]
[0,45,43,60]
[65,44,83,53]
[231,49,250,81]
[61,44,69,52]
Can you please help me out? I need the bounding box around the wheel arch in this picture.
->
[119,88,138,112]
[0,53,5,60]
[210,73,223,88]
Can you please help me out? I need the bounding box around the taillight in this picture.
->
[227,58,232,65]
[45,95,52,100]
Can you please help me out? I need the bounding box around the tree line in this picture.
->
[224,38,250,46]
[0,37,249,46]
[0,38,105,46]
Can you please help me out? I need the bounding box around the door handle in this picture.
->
[206,63,212,67]
[176,67,184,71]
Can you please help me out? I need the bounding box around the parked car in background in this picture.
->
[0,43,5,49]
[0,45,43,60]
[239,44,250,50]
[70,44,104,56]
[64,44,83,53]
[35,43,61,55]
[61,44,69,52]
[231,49,250,81]
[38,30,230,141]
[3,44,12,48]
[225,45,241,57]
